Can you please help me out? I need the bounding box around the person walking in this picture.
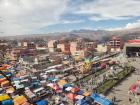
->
[113,96,116,102]
[129,97,132,104]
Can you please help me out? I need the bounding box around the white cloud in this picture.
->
[61,20,84,24]
[0,0,68,35]
[125,20,140,29]
[75,0,140,21]
[107,20,140,31]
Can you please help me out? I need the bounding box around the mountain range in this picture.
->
[1,28,140,41]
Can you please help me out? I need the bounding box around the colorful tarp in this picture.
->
[83,92,90,97]
[71,87,80,93]
[58,80,67,87]
[129,84,137,93]
[6,87,15,94]
[0,94,10,101]
[13,95,27,105]
[1,99,13,105]
[76,99,88,105]
[36,100,48,105]
[1,81,10,87]
[66,93,77,100]
[90,94,112,105]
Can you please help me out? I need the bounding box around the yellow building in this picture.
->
[96,44,108,52]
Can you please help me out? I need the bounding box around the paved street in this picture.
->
[107,57,140,105]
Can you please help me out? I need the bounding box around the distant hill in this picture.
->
[1,28,140,41]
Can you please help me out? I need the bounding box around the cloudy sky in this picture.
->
[0,0,140,35]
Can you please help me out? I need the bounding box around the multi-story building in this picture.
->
[48,40,57,52]
[10,47,37,61]
[124,38,140,57]
[18,41,36,49]
[0,40,8,46]
[96,44,108,53]
[18,41,28,47]
[70,41,96,60]
[108,36,124,52]
[27,42,36,49]
[57,43,70,55]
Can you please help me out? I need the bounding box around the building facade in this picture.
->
[124,39,140,57]
[48,40,57,52]
[108,36,124,52]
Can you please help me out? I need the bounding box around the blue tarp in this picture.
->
[77,90,84,95]
[36,100,48,105]
[0,76,4,79]
[63,84,72,88]
[12,77,20,81]
[2,99,13,105]
[31,82,40,88]
[76,99,88,105]
[63,84,72,91]
[90,94,112,105]
[48,77,55,81]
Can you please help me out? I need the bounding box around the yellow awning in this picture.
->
[6,87,15,94]
[14,95,27,105]
[83,91,90,96]
[0,94,10,101]
[58,80,67,87]
[1,80,9,86]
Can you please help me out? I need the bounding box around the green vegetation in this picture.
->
[74,68,106,84]
[96,66,135,94]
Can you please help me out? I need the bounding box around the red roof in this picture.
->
[128,40,140,43]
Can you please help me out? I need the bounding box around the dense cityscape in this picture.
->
[1,0,140,105]
[0,35,139,105]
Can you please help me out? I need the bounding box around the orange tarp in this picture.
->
[21,102,30,105]
[0,66,7,70]
[14,95,27,105]
[2,64,11,69]
[71,87,80,93]
[66,93,77,100]
[0,64,11,70]
[0,78,7,83]
[1,80,10,87]
[58,80,67,87]
[83,91,90,96]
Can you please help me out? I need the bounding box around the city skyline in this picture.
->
[0,0,140,35]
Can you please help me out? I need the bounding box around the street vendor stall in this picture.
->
[71,87,80,93]
[57,79,67,88]
[75,95,85,100]
[1,99,13,105]
[76,99,88,105]
[1,81,10,87]
[6,87,15,94]
[35,100,48,105]
[83,91,90,97]
[13,95,27,105]
[90,93,113,105]
[0,94,10,101]
[66,93,77,100]
[129,84,137,93]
